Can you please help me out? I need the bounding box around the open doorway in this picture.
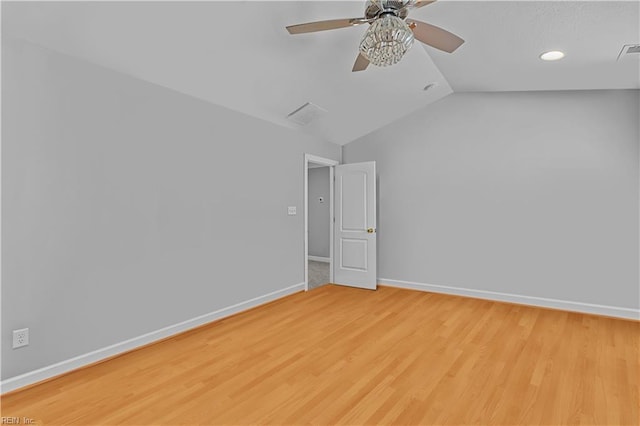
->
[304,154,339,291]
[308,164,330,289]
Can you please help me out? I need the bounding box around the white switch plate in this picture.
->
[13,328,29,349]
[288,206,297,215]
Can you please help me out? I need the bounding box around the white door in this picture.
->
[333,161,377,290]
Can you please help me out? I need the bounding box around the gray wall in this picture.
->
[308,167,330,258]
[344,90,639,310]
[2,37,340,379]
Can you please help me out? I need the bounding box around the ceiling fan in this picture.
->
[286,0,464,72]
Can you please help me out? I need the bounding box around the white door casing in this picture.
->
[333,161,377,290]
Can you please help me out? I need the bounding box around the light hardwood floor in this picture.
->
[2,285,638,425]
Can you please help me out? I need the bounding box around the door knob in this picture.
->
[367,228,375,233]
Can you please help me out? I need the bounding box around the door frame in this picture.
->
[304,154,339,291]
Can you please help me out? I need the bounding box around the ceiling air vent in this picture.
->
[286,102,327,126]
[616,44,640,61]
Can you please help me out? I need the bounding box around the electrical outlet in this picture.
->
[13,328,29,349]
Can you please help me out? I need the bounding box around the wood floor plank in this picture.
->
[2,285,638,425]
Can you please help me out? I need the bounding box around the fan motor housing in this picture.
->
[364,0,411,19]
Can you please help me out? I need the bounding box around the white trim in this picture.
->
[308,256,330,263]
[379,278,640,321]
[304,154,339,291]
[1,282,305,394]
[329,166,335,285]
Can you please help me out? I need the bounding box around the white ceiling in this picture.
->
[424,1,640,92]
[3,1,639,146]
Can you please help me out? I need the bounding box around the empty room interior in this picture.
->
[1,1,639,425]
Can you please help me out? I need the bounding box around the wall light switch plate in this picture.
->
[288,206,297,215]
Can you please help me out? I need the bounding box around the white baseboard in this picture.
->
[308,256,330,263]
[1,282,305,394]
[379,278,639,321]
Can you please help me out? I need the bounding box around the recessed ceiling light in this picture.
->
[540,50,565,61]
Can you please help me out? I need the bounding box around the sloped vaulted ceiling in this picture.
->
[3,1,639,145]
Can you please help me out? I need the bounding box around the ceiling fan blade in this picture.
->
[286,18,369,34]
[352,53,370,72]
[413,0,437,8]
[407,19,464,53]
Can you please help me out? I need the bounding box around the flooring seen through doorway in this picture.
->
[307,259,329,289]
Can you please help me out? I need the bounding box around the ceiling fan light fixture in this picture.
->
[359,14,414,67]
